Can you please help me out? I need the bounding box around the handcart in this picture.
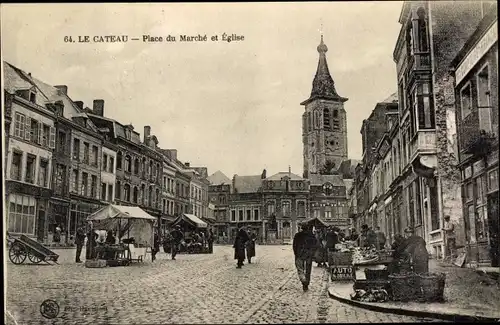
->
[8,234,59,265]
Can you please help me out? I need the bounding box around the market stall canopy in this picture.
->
[171,213,208,228]
[301,217,329,228]
[86,204,157,221]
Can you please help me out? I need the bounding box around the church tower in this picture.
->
[301,35,348,178]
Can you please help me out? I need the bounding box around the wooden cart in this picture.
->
[8,235,59,265]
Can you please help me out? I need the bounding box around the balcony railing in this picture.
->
[409,130,437,162]
[460,107,496,157]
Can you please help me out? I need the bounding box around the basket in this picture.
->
[365,268,389,280]
[418,272,446,302]
[389,273,420,301]
[329,251,353,266]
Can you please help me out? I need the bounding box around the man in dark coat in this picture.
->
[293,223,318,292]
[170,225,184,260]
[152,230,160,261]
[75,225,86,263]
[86,229,98,260]
[233,225,249,268]
[207,228,215,254]
[375,226,387,250]
[246,231,257,264]
[325,226,340,268]
[361,224,377,248]
[401,228,429,274]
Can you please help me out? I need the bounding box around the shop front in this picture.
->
[69,199,104,243]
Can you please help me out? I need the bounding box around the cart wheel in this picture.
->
[28,253,42,264]
[9,243,27,265]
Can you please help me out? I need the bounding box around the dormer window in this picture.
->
[29,91,36,103]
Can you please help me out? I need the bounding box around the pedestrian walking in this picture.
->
[375,226,387,250]
[75,225,86,263]
[246,231,257,264]
[442,215,456,259]
[170,225,184,260]
[53,224,62,244]
[293,223,318,292]
[325,226,340,268]
[152,230,160,262]
[207,228,214,253]
[233,224,249,268]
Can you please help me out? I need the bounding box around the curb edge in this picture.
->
[327,288,499,323]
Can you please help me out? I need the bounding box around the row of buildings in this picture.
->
[206,34,360,243]
[350,1,498,267]
[3,61,213,244]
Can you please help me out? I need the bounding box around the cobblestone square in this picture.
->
[6,245,438,324]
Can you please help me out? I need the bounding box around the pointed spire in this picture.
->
[301,34,348,105]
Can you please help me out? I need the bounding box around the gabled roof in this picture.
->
[266,172,304,181]
[380,92,398,104]
[309,174,345,187]
[233,175,262,193]
[4,61,100,133]
[208,171,231,185]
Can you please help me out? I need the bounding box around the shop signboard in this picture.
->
[330,265,355,281]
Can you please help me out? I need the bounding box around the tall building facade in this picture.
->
[451,3,498,266]
[393,0,486,257]
[301,36,349,178]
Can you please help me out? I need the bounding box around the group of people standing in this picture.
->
[233,224,258,268]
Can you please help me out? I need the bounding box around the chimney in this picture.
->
[232,175,237,193]
[74,101,84,110]
[93,99,105,116]
[185,162,190,168]
[144,125,151,142]
[261,169,267,179]
[54,85,68,95]
[289,165,291,175]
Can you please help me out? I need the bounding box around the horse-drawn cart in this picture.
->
[8,234,59,265]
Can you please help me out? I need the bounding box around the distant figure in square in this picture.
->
[375,227,387,250]
[246,230,257,264]
[53,224,62,244]
[152,230,160,262]
[233,224,249,268]
[293,223,318,292]
[75,225,86,263]
[170,225,184,260]
[442,215,456,259]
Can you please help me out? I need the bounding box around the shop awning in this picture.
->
[301,217,329,228]
[86,204,157,221]
[171,214,208,228]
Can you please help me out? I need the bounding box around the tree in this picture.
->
[319,160,336,175]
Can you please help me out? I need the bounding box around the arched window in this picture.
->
[116,181,121,199]
[141,158,146,177]
[417,7,428,52]
[307,112,312,131]
[157,163,161,180]
[133,186,138,203]
[148,161,153,178]
[134,159,140,175]
[116,151,123,170]
[124,184,131,202]
[141,184,146,205]
[148,186,153,207]
[124,155,132,173]
[323,108,331,130]
[156,189,160,208]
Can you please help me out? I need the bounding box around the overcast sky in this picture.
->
[1,2,402,178]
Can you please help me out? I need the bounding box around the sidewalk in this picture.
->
[328,259,500,322]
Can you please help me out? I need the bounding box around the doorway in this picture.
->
[37,208,45,242]
[487,192,499,266]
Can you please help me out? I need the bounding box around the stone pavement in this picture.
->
[6,245,441,324]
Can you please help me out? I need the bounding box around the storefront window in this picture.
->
[476,205,488,243]
[488,169,498,192]
[8,194,36,235]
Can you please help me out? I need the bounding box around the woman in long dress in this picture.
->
[246,232,257,264]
